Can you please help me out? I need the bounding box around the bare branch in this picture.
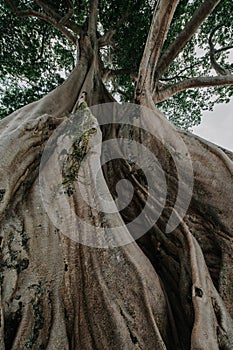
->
[216,45,233,54]
[136,0,180,101]
[59,8,73,25]
[156,0,221,80]
[209,25,230,75]
[5,0,77,44]
[153,75,233,103]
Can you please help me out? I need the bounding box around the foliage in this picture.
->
[0,2,75,117]
[0,0,233,128]
[158,0,233,128]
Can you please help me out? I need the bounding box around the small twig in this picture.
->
[160,55,209,82]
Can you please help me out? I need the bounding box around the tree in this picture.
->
[1,0,233,126]
[0,0,233,349]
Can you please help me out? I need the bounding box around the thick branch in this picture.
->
[154,75,233,102]
[156,0,221,80]
[22,11,76,44]
[34,0,62,21]
[209,25,230,75]
[88,0,99,40]
[34,0,82,34]
[102,68,136,82]
[136,0,180,100]
[5,0,77,44]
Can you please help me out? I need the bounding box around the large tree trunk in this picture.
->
[0,37,233,350]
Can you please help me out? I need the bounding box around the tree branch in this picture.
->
[102,68,136,82]
[88,0,99,40]
[160,52,212,82]
[5,0,77,44]
[115,88,129,100]
[23,12,76,44]
[59,0,74,25]
[98,29,116,48]
[5,0,17,12]
[215,45,233,54]
[136,0,180,101]
[34,0,61,21]
[59,8,73,25]
[108,74,130,100]
[156,0,221,80]
[209,25,230,75]
[98,8,131,48]
[34,0,82,34]
[153,75,233,102]
[36,25,48,61]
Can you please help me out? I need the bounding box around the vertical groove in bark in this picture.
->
[0,42,233,349]
[0,77,174,349]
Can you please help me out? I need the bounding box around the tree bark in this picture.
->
[1,12,233,350]
[155,0,222,80]
[1,52,233,349]
[153,75,233,102]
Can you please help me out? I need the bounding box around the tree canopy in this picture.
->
[1,0,233,128]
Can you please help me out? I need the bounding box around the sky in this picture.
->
[192,98,233,152]
[192,50,233,152]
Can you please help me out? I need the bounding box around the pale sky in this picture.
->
[192,49,233,152]
[192,99,233,152]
